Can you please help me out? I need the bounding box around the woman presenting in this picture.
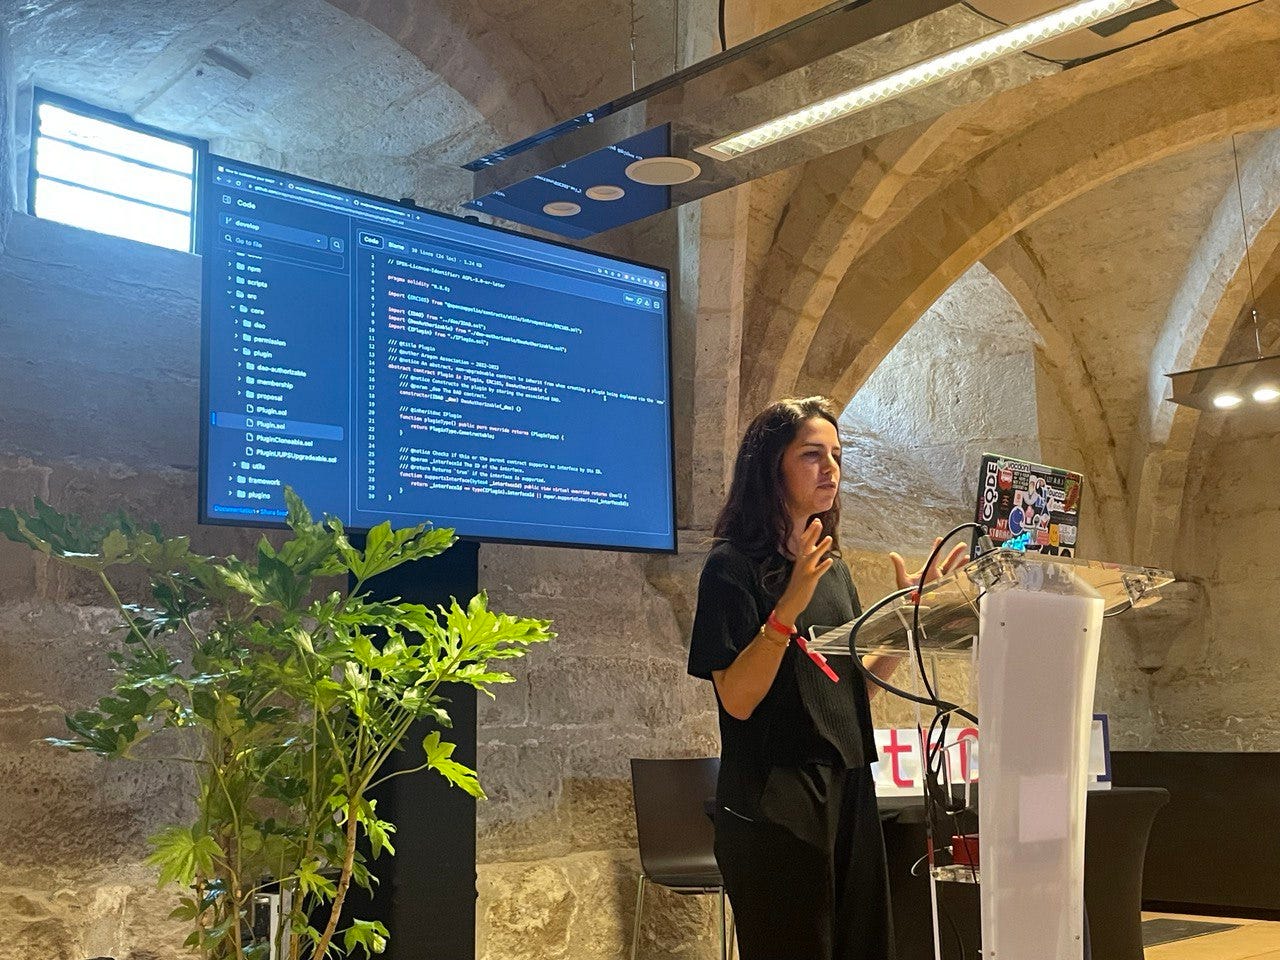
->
[687,397,965,960]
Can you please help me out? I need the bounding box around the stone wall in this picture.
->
[0,193,725,959]
[0,213,267,960]
[4,2,1274,955]
[838,262,1160,745]
[475,539,720,960]
[1151,411,1280,750]
[840,263,1042,555]
[0,93,738,960]
[0,193,1175,960]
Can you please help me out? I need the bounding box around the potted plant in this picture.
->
[0,490,553,960]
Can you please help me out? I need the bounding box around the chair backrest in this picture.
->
[629,757,721,888]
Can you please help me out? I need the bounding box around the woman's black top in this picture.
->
[687,540,879,833]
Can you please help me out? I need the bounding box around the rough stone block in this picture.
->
[475,656,532,729]
[527,655,691,730]
[0,865,187,960]
[564,776,638,852]
[476,735,570,842]
[478,860,577,960]
[0,746,193,868]
[0,601,124,707]
[478,851,720,960]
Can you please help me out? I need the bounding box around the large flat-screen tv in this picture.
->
[199,157,675,551]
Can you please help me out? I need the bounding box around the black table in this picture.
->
[879,787,1169,960]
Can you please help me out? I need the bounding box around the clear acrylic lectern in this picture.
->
[809,549,1173,960]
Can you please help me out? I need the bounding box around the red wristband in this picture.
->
[766,610,795,638]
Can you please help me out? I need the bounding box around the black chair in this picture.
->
[629,757,735,960]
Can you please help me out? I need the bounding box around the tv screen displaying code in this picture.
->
[200,157,674,551]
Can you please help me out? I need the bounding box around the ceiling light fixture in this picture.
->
[624,157,702,186]
[468,0,1256,237]
[585,184,626,201]
[697,0,1152,161]
[542,201,581,217]
[1166,134,1280,412]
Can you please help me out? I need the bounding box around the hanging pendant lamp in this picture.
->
[1165,135,1280,412]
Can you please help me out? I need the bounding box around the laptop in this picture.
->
[973,453,1084,558]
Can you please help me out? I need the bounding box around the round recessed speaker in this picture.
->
[542,201,581,217]
[624,156,701,186]
[585,184,626,201]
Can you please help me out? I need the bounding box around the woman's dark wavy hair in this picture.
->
[713,396,842,561]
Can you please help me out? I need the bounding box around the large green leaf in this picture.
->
[341,522,457,583]
[296,858,337,899]
[146,826,224,888]
[342,918,389,958]
[421,732,485,799]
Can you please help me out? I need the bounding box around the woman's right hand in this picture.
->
[777,518,833,624]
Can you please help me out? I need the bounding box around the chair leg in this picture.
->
[630,874,647,960]
[718,888,728,960]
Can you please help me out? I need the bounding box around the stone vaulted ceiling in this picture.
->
[734,0,1280,565]
[997,136,1253,491]
[8,0,1280,568]
[3,0,687,207]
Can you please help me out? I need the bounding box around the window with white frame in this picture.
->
[29,91,199,252]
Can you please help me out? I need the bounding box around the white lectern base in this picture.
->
[976,564,1103,960]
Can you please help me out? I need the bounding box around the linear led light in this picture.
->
[697,0,1151,161]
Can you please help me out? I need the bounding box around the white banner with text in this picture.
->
[870,714,1111,797]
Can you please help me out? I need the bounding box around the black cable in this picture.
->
[918,774,974,960]
[844,586,977,723]
[911,522,986,708]
[843,523,989,931]
[958,1,1008,27]
[718,0,727,52]
[909,526,986,897]
[856,523,984,959]
[925,707,973,818]
[960,0,1265,74]
[942,905,967,960]
[1062,0,1266,68]
[943,769,978,884]
[925,710,954,813]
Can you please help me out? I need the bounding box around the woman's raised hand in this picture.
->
[778,519,834,622]
[889,537,969,593]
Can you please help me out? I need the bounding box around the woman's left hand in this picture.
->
[888,537,969,592]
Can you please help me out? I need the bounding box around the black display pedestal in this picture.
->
[342,537,479,960]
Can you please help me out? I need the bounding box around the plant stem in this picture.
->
[97,569,163,659]
[367,757,431,790]
[365,638,468,778]
[309,796,362,960]
[209,738,247,960]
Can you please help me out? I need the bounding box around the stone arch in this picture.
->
[982,241,1134,560]
[1131,130,1280,567]
[740,12,1280,421]
[740,117,971,430]
[803,29,1280,410]
[838,261,1046,553]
